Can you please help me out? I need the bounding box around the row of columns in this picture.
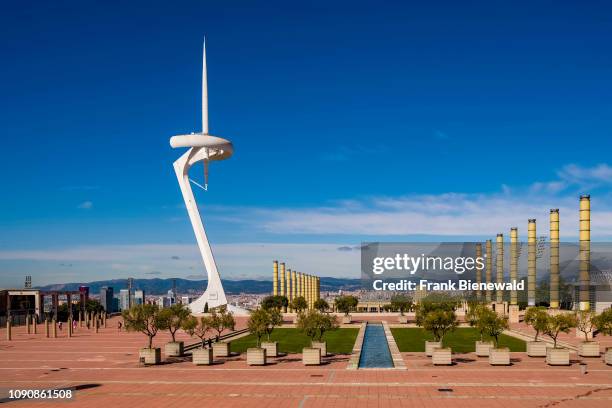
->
[6,312,107,341]
[474,195,591,311]
[272,260,321,311]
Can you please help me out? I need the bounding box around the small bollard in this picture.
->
[33,317,37,334]
[26,315,31,334]
[95,319,99,333]
[52,319,57,338]
[6,321,11,341]
[68,319,72,338]
[580,363,588,375]
[45,319,49,338]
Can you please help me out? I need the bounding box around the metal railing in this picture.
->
[184,328,249,352]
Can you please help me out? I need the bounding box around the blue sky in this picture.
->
[2,1,612,286]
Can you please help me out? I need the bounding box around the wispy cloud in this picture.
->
[77,201,93,209]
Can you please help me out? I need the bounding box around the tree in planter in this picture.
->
[575,310,596,342]
[184,315,213,348]
[210,306,236,340]
[297,310,339,343]
[261,295,288,311]
[524,306,549,342]
[543,313,576,349]
[481,311,509,348]
[291,296,308,314]
[314,299,329,312]
[422,309,458,343]
[592,308,612,336]
[468,304,492,342]
[415,297,456,327]
[390,295,413,316]
[247,308,270,348]
[264,307,283,342]
[122,304,163,349]
[158,303,192,343]
[334,296,358,316]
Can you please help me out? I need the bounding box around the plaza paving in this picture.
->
[0,317,611,407]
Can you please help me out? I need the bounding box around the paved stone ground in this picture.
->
[0,317,610,407]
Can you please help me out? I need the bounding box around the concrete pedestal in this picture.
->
[213,341,231,357]
[489,348,511,365]
[261,341,278,357]
[493,302,506,316]
[605,348,612,365]
[342,315,352,324]
[302,347,321,365]
[546,348,570,366]
[475,341,493,357]
[578,341,600,357]
[192,348,213,365]
[425,341,442,357]
[508,305,519,323]
[247,348,267,366]
[139,348,161,365]
[527,341,547,357]
[398,315,408,324]
[165,341,184,357]
[432,348,452,365]
[311,341,327,357]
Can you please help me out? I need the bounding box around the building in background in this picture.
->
[119,289,131,311]
[100,286,114,313]
[134,290,145,305]
[181,295,193,305]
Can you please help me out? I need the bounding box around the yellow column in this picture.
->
[280,262,286,299]
[496,234,504,303]
[510,228,518,305]
[287,268,292,312]
[485,239,492,302]
[475,243,483,299]
[528,219,536,306]
[306,275,311,309]
[317,277,320,301]
[301,273,306,299]
[296,272,301,300]
[550,209,560,309]
[579,195,591,311]
[273,260,278,296]
[292,270,297,304]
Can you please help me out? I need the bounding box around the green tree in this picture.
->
[185,316,213,348]
[415,298,456,327]
[158,303,192,343]
[314,299,329,312]
[210,306,235,340]
[481,311,509,348]
[575,310,596,342]
[390,295,413,316]
[543,313,576,349]
[593,309,612,336]
[290,296,308,313]
[297,310,339,342]
[247,308,270,347]
[421,309,457,342]
[264,307,283,341]
[122,304,163,349]
[474,307,497,342]
[524,306,549,342]
[334,296,358,316]
[261,295,288,310]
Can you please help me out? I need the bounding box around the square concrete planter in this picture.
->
[213,341,231,357]
[247,347,267,366]
[425,341,442,357]
[578,341,600,357]
[489,347,510,365]
[302,347,321,365]
[475,341,494,357]
[342,315,352,324]
[164,341,184,357]
[398,315,408,324]
[311,341,327,357]
[605,347,612,365]
[139,347,161,365]
[432,347,452,365]
[192,347,213,365]
[527,341,547,357]
[261,341,278,357]
[546,348,570,366]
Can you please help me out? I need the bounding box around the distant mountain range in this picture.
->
[35,277,363,295]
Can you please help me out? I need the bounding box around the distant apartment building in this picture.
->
[119,289,131,311]
[100,286,114,313]
[134,290,145,305]
[181,295,193,305]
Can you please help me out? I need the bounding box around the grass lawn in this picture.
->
[231,328,359,354]
[391,328,526,352]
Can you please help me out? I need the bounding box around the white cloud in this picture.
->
[77,201,93,209]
